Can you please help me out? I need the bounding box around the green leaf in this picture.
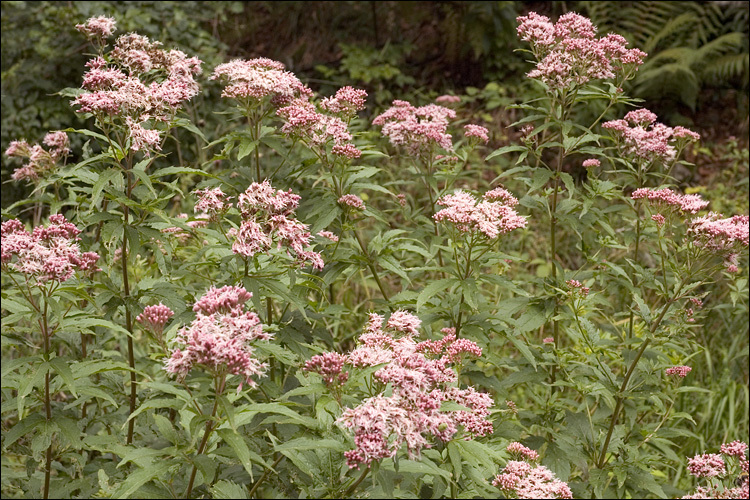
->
[89,168,120,211]
[110,462,171,498]
[447,440,463,483]
[417,277,457,312]
[633,294,651,323]
[48,357,77,398]
[486,145,528,161]
[217,428,267,481]
[237,139,259,161]
[211,480,249,500]
[3,414,45,449]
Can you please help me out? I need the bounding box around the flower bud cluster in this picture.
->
[211,58,312,106]
[136,303,174,335]
[492,459,572,499]
[682,441,749,498]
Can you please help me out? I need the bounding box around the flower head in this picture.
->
[211,58,312,106]
[373,100,456,156]
[434,188,527,239]
[666,365,692,378]
[76,16,117,40]
[165,286,271,390]
[1,215,99,284]
[332,312,494,468]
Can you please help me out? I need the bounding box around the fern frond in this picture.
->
[702,53,750,88]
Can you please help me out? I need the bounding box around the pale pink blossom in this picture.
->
[317,230,339,242]
[543,337,555,344]
[232,181,323,269]
[320,86,368,117]
[582,158,600,168]
[464,124,489,143]
[632,187,709,214]
[434,188,527,239]
[76,16,117,39]
[687,453,726,478]
[304,352,349,385]
[165,287,271,391]
[194,187,230,220]
[373,100,456,156]
[518,11,645,91]
[211,58,312,106]
[1,215,99,284]
[493,461,572,499]
[193,285,253,316]
[5,133,69,183]
[507,442,540,461]
[333,312,494,468]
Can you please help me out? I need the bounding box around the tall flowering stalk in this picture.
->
[211,57,312,181]
[433,187,527,334]
[163,285,271,498]
[515,11,647,355]
[1,216,99,499]
[71,16,203,444]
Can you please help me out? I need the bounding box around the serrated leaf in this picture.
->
[417,277,457,311]
[217,428,266,481]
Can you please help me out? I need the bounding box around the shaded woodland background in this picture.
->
[2,1,748,211]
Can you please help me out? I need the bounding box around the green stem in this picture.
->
[353,229,391,305]
[248,454,285,498]
[596,280,686,468]
[42,295,52,500]
[185,373,226,498]
[343,466,370,498]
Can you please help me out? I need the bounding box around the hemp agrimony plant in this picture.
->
[2,10,747,500]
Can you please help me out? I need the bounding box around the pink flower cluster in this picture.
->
[1,215,99,284]
[666,365,692,378]
[582,158,600,168]
[631,187,709,214]
[682,441,749,499]
[136,303,174,334]
[373,100,456,156]
[303,352,349,385]
[492,460,573,499]
[603,109,700,164]
[688,213,749,272]
[229,181,324,270]
[324,312,491,468]
[517,12,646,90]
[319,86,368,118]
[211,58,312,106]
[338,194,365,210]
[164,285,271,391]
[566,279,590,297]
[72,30,202,155]
[75,15,117,40]
[5,132,70,183]
[317,230,339,242]
[464,124,489,144]
[276,97,362,158]
[194,187,231,221]
[434,188,527,239]
[507,442,540,461]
